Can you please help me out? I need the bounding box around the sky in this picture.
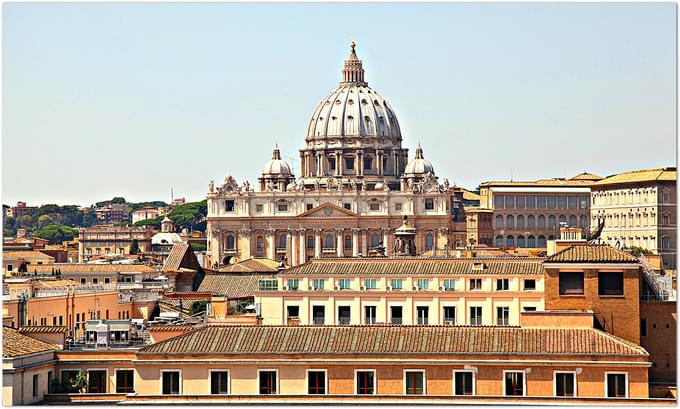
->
[3,3,677,207]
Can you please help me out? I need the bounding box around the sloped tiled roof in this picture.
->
[33,280,78,289]
[480,178,596,187]
[3,326,59,357]
[218,258,280,273]
[163,242,190,272]
[198,273,277,298]
[3,251,54,260]
[18,326,69,334]
[569,172,604,181]
[545,245,639,263]
[280,258,545,276]
[26,264,154,274]
[595,167,676,186]
[140,325,647,357]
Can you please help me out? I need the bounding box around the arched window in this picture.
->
[370,233,381,248]
[548,215,556,228]
[226,234,236,250]
[425,233,434,250]
[506,215,515,229]
[344,235,352,250]
[527,235,536,247]
[506,235,515,247]
[517,235,525,248]
[579,215,588,228]
[495,235,504,247]
[558,215,567,226]
[537,215,546,228]
[527,215,535,228]
[256,236,265,253]
[568,215,577,227]
[537,235,546,247]
[306,236,314,250]
[548,235,555,241]
[516,215,525,229]
[495,215,504,228]
[324,233,334,249]
[278,234,287,249]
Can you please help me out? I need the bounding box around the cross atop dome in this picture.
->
[341,41,366,86]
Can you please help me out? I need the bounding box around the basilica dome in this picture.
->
[404,144,435,176]
[262,145,293,176]
[306,43,402,141]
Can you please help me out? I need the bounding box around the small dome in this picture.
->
[262,145,293,176]
[404,144,435,176]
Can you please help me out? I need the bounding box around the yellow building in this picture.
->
[78,225,153,262]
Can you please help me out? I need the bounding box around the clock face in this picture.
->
[324,207,333,216]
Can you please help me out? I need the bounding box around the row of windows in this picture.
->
[493,195,590,211]
[224,199,435,214]
[86,247,127,255]
[494,214,588,229]
[559,271,623,296]
[593,212,665,228]
[247,232,437,253]
[280,278,537,292]
[63,369,629,398]
[78,277,112,285]
[285,304,538,326]
[495,235,552,248]
[592,189,670,206]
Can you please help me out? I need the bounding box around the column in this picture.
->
[376,150,383,176]
[352,229,359,257]
[268,230,276,260]
[290,232,297,266]
[298,230,306,264]
[336,229,344,257]
[240,229,252,259]
[357,151,364,176]
[383,229,391,256]
[361,229,368,256]
[337,151,343,176]
[314,229,322,258]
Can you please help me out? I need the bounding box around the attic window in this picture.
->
[348,99,354,105]
[347,116,354,120]
[373,100,379,105]
[361,99,368,104]
[472,262,485,270]
[364,116,371,122]
[335,100,341,105]
[331,116,337,120]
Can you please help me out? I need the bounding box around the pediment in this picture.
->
[298,203,357,218]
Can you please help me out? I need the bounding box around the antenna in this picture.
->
[171,188,174,203]
[510,167,513,182]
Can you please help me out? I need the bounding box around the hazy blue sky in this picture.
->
[3,3,676,207]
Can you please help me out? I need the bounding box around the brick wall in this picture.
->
[640,301,676,384]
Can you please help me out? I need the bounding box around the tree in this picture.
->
[129,239,140,255]
[37,214,53,229]
[32,224,79,244]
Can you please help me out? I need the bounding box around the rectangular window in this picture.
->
[504,371,525,396]
[87,370,107,393]
[104,277,111,284]
[306,236,314,250]
[338,306,351,325]
[48,371,54,394]
[606,373,627,398]
[395,202,402,211]
[559,272,584,295]
[555,372,575,397]
[443,306,456,325]
[33,374,39,397]
[454,371,474,396]
[92,277,99,285]
[470,279,482,290]
[496,306,510,326]
[312,306,325,325]
[306,204,313,211]
[312,279,325,290]
[210,371,229,395]
[225,200,235,212]
[277,203,288,212]
[391,306,403,325]
[345,158,354,171]
[162,371,180,395]
[390,279,403,290]
[287,279,299,290]
[641,319,647,337]
[425,199,434,210]
[470,306,482,326]
[364,279,377,290]
[365,306,377,324]
[404,371,425,395]
[343,203,351,210]
[598,272,624,296]
[258,279,278,291]
[523,306,537,312]
[80,277,87,285]
[363,157,372,171]
[356,370,375,395]
[256,204,263,213]
[524,279,536,291]
[328,157,336,170]
[259,371,277,395]
[416,306,429,325]
[116,370,135,393]
[307,370,326,395]
[417,279,429,290]
[496,279,509,291]
[443,279,456,291]
[338,278,351,290]
[369,203,380,211]
[287,305,300,318]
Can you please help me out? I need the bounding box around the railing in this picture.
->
[639,255,676,301]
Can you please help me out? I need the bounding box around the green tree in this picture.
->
[17,214,32,229]
[32,224,79,244]
[37,214,53,229]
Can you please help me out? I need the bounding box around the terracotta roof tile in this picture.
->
[545,245,639,263]
[219,258,280,273]
[18,326,69,334]
[280,258,545,276]
[595,167,676,186]
[3,251,54,260]
[26,264,154,274]
[3,326,59,357]
[139,325,647,357]
[198,273,277,298]
[163,243,190,272]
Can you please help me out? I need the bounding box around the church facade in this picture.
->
[205,44,464,268]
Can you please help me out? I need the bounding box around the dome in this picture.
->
[306,43,402,141]
[262,145,293,176]
[404,144,435,176]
